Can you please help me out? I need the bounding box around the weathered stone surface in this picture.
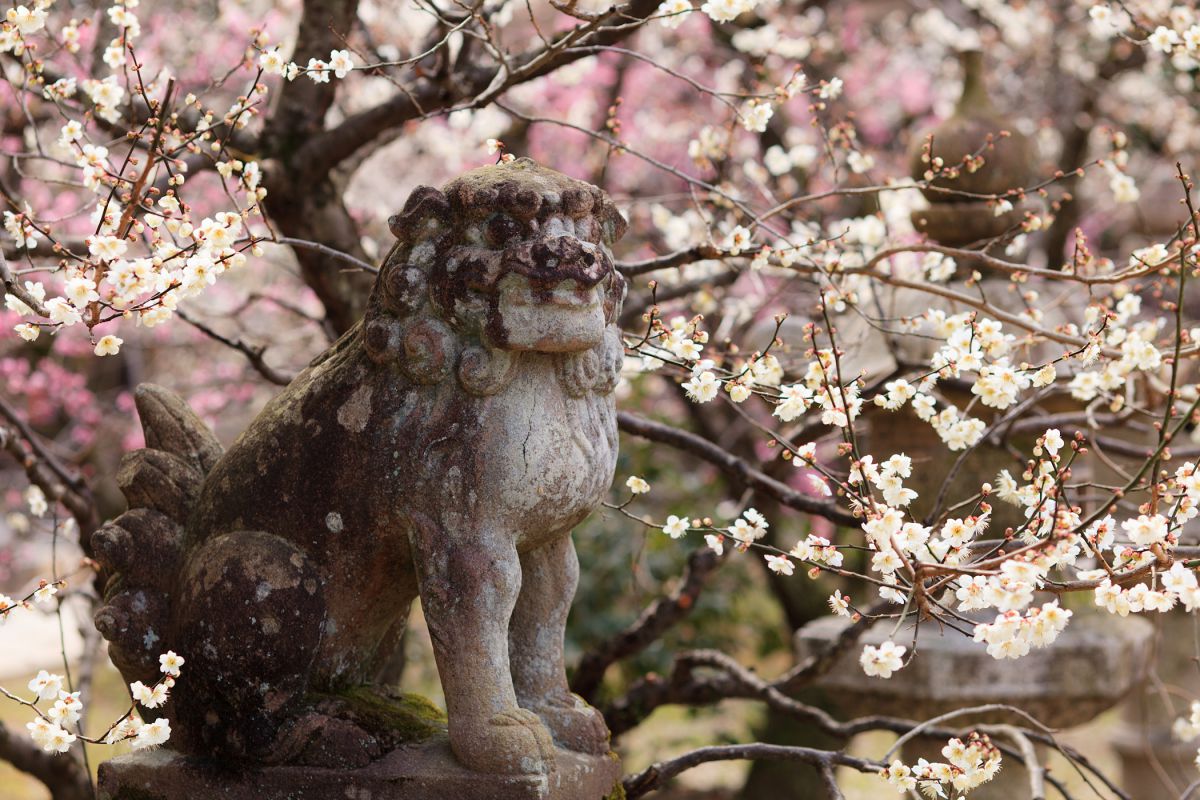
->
[910,198,1038,248]
[798,613,1153,799]
[132,383,224,474]
[91,159,628,788]
[97,743,624,800]
[796,611,1154,727]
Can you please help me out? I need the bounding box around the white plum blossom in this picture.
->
[32,583,57,605]
[828,590,851,616]
[1149,25,1180,53]
[328,49,355,78]
[25,485,47,517]
[1120,514,1169,547]
[860,640,906,678]
[819,77,843,99]
[722,225,753,255]
[700,0,756,23]
[260,48,286,75]
[6,5,48,34]
[94,335,123,356]
[881,734,1001,795]
[130,680,169,708]
[132,718,171,750]
[27,717,75,753]
[740,100,773,133]
[764,554,794,575]
[682,369,720,402]
[663,515,691,539]
[656,0,692,28]
[28,670,64,701]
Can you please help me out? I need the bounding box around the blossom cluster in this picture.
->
[3,0,273,354]
[24,651,181,753]
[880,733,1002,795]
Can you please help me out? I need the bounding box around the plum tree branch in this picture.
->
[294,0,663,182]
[616,411,858,526]
[176,309,294,386]
[571,547,725,702]
[0,395,97,536]
[622,742,871,799]
[0,721,92,800]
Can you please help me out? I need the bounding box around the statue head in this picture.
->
[362,159,627,395]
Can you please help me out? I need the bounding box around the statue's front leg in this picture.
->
[408,512,555,774]
[510,535,610,755]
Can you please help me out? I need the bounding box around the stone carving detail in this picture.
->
[92,159,627,777]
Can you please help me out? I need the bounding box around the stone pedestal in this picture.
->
[1111,719,1198,799]
[1112,608,1200,799]
[796,611,1153,799]
[98,743,624,800]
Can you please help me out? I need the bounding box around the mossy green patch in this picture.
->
[604,781,627,800]
[309,687,447,743]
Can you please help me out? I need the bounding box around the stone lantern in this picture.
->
[909,48,1036,248]
[797,614,1151,798]
[792,48,1157,798]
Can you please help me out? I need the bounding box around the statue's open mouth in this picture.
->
[495,273,608,353]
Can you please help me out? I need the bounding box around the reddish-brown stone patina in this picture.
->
[92,159,626,785]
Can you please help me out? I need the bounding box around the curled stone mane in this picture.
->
[360,158,627,397]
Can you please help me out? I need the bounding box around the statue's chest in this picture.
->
[479,365,617,539]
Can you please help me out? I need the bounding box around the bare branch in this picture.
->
[176,309,294,386]
[617,245,723,277]
[617,411,858,526]
[270,237,378,274]
[572,547,724,702]
[0,396,97,536]
[623,742,874,799]
[0,721,92,800]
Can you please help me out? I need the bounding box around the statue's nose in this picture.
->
[528,237,607,287]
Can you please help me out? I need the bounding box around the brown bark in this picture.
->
[0,722,93,800]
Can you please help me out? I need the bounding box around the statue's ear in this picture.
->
[602,200,628,245]
[388,186,450,243]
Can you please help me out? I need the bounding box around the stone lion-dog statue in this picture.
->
[91,158,627,775]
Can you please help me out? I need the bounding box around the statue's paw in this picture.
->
[450,708,555,775]
[526,692,610,755]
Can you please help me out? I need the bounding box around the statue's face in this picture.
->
[381,161,629,359]
[458,211,624,352]
[432,203,626,354]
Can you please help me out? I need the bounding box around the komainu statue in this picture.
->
[92,159,627,777]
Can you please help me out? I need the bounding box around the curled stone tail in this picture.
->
[92,384,223,682]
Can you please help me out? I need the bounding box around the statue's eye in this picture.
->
[485,214,522,248]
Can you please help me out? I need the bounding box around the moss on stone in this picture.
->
[308,687,447,743]
[604,781,627,800]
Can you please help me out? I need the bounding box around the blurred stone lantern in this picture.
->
[909,48,1036,249]
[792,48,1155,798]
[867,45,1048,531]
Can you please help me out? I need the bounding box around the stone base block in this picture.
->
[97,742,624,800]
